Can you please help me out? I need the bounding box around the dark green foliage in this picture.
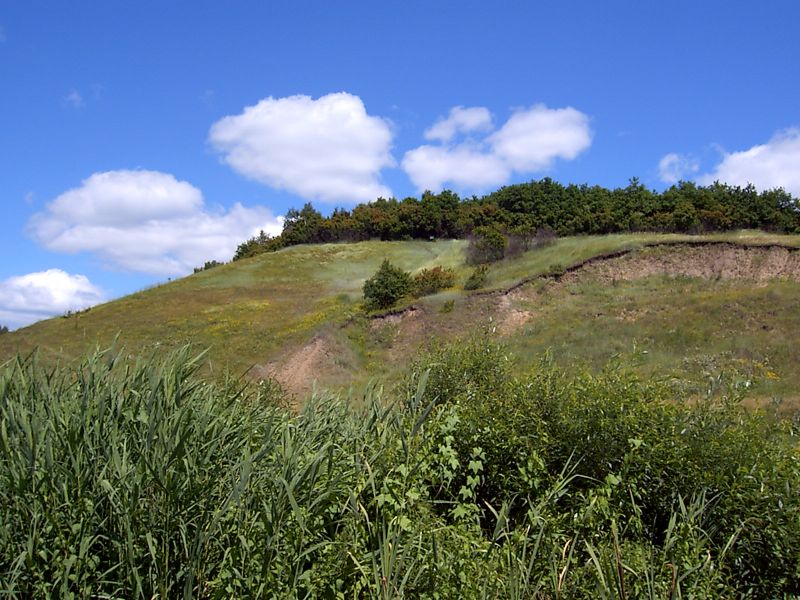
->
[232,177,800,260]
[232,229,283,260]
[465,225,507,264]
[408,340,800,597]
[0,325,8,335]
[362,259,412,309]
[411,266,456,297]
[463,264,488,290]
[193,260,223,273]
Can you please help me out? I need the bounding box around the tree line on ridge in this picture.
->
[233,178,800,260]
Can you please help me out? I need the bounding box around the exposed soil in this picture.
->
[556,243,800,286]
[252,333,340,399]
[263,242,800,395]
[504,243,800,325]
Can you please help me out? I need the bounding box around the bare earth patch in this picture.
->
[252,333,337,398]
[506,243,800,314]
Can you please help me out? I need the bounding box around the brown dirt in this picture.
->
[264,242,800,396]
[557,243,800,286]
[252,333,340,399]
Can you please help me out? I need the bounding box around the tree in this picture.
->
[362,260,412,310]
[0,325,9,335]
[465,225,507,265]
[282,203,324,245]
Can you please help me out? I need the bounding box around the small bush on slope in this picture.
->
[411,266,456,297]
[362,258,412,310]
[465,225,507,265]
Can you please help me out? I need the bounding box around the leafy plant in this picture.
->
[362,259,413,310]
[411,266,456,297]
[1,339,798,597]
[466,225,507,265]
[463,264,489,290]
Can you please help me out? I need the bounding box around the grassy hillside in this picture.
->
[3,230,800,407]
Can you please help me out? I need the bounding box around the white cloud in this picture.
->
[0,269,105,330]
[658,152,699,184]
[489,105,592,172]
[28,170,283,276]
[209,92,394,203]
[63,89,84,109]
[697,129,800,196]
[425,106,493,142]
[402,144,509,192]
[403,103,592,192]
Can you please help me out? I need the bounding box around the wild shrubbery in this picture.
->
[466,225,507,265]
[411,266,456,297]
[463,264,489,290]
[1,341,798,597]
[362,259,413,310]
[363,261,456,309]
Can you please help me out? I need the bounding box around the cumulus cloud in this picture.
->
[697,129,800,196]
[489,105,592,172]
[425,106,493,142]
[402,103,592,192]
[658,152,699,184]
[28,170,283,276]
[0,269,105,330]
[402,145,509,192]
[209,92,394,203]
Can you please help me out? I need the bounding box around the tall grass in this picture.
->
[1,340,798,597]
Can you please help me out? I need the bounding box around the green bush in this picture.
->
[411,266,456,297]
[362,259,412,310]
[463,264,488,290]
[2,340,798,597]
[465,225,507,265]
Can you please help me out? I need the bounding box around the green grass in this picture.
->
[503,272,800,411]
[0,240,469,376]
[3,231,800,402]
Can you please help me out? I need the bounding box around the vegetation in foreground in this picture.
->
[1,341,798,598]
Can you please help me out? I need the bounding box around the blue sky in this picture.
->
[1,1,799,328]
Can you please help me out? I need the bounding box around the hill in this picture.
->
[3,230,800,411]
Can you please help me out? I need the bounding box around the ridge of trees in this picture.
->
[233,178,800,260]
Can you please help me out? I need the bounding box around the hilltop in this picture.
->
[3,229,800,412]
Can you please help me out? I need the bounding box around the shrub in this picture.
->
[193,260,223,273]
[412,266,456,297]
[463,265,488,290]
[0,325,8,335]
[465,225,507,264]
[507,227,558,259]
[362,259,412,310]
